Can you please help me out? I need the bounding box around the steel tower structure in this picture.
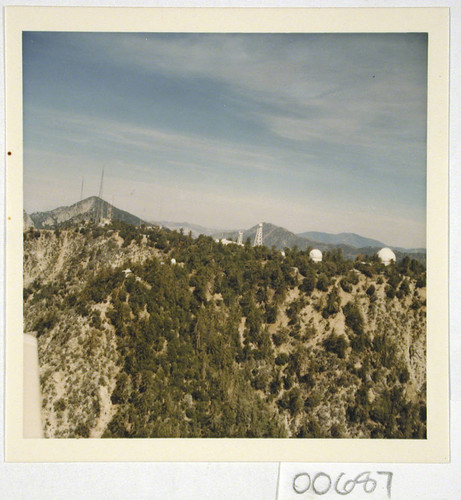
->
[254,223,263,247]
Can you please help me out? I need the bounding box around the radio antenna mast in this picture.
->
[98,168,105,199]
[80,176,84,201]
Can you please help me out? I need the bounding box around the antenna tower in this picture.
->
[254,223,263,247]
[108,196,114,221]
[98,168,105,199]
[98,168,105,223]
[80,176,84,201]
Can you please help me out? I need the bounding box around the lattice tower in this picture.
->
[254,223,263,247]
[98,168,105,223]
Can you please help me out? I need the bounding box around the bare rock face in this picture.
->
[29,196,146,229]
[23,210,35,230]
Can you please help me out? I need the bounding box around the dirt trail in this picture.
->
[91,385,116,437]
[49,231,69,281]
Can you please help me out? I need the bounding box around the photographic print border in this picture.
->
[5,6,449,462]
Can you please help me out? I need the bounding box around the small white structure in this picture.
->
[281,250,286,258]
[122,268,132,277]
[377,247,396,266]
[170,258,177,265]
[237,231,243,245]
[216,238,234,246]
[309,248,323,263]
[215,237,243,246]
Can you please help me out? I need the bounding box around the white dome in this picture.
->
[309,249,322,262]
[377,247,396,265]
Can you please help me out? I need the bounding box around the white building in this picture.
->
[309,248,322,263]
[215,238,243,246]
[377,247,396,266]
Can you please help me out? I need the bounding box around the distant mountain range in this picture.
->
[24,197,425,259]
[212,223,425,263]
[214,223,317,251]
[296,231,386,249]
[296,231,425,254]
[154,221,228,238]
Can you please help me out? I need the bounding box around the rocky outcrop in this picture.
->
[30,196,147,229]
[23,210,35,230]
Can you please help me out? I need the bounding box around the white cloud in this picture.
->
[26,105,314,178]
[101,33,426,148]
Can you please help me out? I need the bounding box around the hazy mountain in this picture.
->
[393,247,426,254]
[297,230,426,254]
[213,223,425,264]
[215,222,317,251]
[154,221,230,238]
[27,198,425,261]
[297,231,387,249]
[23,210,35,230]
[29,196,146,229]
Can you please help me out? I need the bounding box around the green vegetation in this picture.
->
[23,222,427,439]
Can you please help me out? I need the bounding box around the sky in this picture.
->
[23,32,427,248]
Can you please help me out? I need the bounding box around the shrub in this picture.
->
[323,333,348,358]
[347,271,359,285]
[385,285,396,299]
[304,391,322,409]
[265,304,277,324]
[366,284,375,296]
[340,277,352,293]
[33,312,58,337]
[300,271,316,295]
[416,274,426,288]
[54,398,66,412]
[275,353,289,366]
[322,288,341,318]
[399,367,410,384]
[343,301,364,335]
[75,422,90,438]
[272,329,289,346]
[316,273,329,292]
[399,280,410,296]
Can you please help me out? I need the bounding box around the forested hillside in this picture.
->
[23,222,427,439]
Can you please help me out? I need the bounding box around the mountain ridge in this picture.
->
[153,220,231,238]
[297,231,386,249]
[23,223,427,439]
[29,196,147,229]
[25,197,425,255]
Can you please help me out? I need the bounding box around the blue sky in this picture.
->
[23,32,427,248]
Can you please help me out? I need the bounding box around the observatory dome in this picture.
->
[377,247,396,266]
[309,249,322,263]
